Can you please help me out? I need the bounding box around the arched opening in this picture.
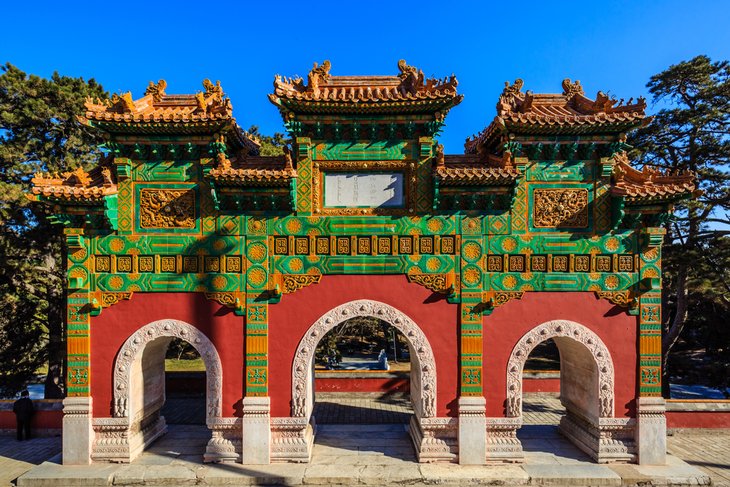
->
[521,338,563,426]
[286,300,440,462]
[92,320,225,463]
[312,316,413,424]
[161,338,206,425]
[519,337,593,463]
[505,320,632,463]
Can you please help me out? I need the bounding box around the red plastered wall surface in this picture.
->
[268,274,459,418]
[89,293,243,418]
[482,292,638,418]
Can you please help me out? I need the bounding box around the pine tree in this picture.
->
[630,55,730,396]
[0,63,106,397]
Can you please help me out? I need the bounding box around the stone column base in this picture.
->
[241,397,271,464]
[409,416,458,462]
[271,416,314,462]
[63,397,94,465]
[559,409,635,463]
[636,396,667,465]
[486,417,523,463]
[458,397,486,465]
[92,413,167,463]
[205,418,241,463]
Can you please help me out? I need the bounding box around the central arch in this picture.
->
[291,299,437,421]
[284,299,441,462]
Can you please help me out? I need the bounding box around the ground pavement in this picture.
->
[4,394,728,486]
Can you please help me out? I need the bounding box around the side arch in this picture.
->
[112,319,223,424]
[291,299,437,419]
[506,319,614,418]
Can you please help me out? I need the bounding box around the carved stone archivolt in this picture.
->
[506,320,615,418]
[113,319,223,423]
[139,188,196,229]
[533,188,589,228]
[292,300,437,419]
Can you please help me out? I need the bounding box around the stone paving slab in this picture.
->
[17,456,710,486]
[5,394,726,486]
[523,464,622,486]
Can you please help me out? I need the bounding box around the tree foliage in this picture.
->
[0,63,106,397]
[629,55,730,395]
[246,125,287,156]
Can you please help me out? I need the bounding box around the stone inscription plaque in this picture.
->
[324,172,404,208]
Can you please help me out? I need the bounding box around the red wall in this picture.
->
[90,293,243,418]
[315,377,410,394]
[87,288,638,421]
[667,400,730,428]
[0,400,63,431]
[523,378,561,393]
[666,411,730,428]
[269,275,459,418]
[482,292,638,418]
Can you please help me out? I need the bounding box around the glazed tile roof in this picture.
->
[82,80,259,153]
[30,165,117,203]
[434,154,520,186]
[83,80,232,124]
[269,60,463,115]
[208,153,296,186]
[465,79,648,154]
[611,152,696,202]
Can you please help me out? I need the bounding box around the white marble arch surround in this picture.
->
[274,299,455,462]
[92,319,235,463]
[506,319,614,419]
[494,319,634,463]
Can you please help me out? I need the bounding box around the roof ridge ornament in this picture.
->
[497,79,524,117]
[308,60,331,95]
[195,79,230,115]
[144,79,167,102]
[110,92,135,113]
[397,59,424,94]
[562,78,584,98]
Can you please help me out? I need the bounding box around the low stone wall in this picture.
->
[314,370,410,393]
[523,371,560,393]
[0,399,63,435]
[666,399,730,430]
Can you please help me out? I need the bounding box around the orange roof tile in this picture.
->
[466,79,647,153]
[208,153,296,186]
[83,79,233,124]
[611,152,696,202]
[434,154,520,185]
[82,80,259,152]
[269,60,463,114]
[30,165,117,203]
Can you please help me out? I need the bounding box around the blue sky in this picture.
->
[2,0,729,152]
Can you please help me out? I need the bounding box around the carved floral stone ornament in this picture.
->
[112,319,223,422]
[291,300,437,419]
[506,320,615,418]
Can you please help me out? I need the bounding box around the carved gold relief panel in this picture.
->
[138,187,196,230]
[532,188,589,229]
